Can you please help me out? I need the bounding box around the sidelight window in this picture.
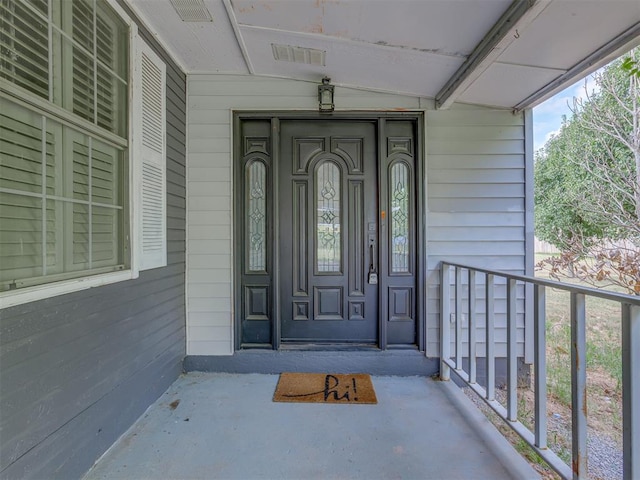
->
[390,162,410,273]
[247,160,266,271]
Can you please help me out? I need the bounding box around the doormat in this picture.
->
[273,373,377,404]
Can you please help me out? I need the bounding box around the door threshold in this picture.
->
[279,343,380,352]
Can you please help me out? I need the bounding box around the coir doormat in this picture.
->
[273,373,377,404]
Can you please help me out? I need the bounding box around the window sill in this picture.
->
[0,270,138,310]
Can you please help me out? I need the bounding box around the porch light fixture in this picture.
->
[318,77,335,113]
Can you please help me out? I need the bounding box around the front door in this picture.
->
[279,121,378,343]
[237,116,419,348]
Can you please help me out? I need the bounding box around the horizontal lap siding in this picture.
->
[0,6,186,478]
[186,76,526,360]
[425,105,526,357]
[186,74,422,355]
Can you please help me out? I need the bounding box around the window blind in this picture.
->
[1,0,127,136]
[0,95,124,290]
[0,105,53,283]
[0,0,49,99]
[0,0,133,292]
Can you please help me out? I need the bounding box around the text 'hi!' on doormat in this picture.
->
[273,373,377,404]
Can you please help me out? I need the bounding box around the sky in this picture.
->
[532,73,600,153]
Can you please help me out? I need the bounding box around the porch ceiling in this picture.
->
[129,0,640,110]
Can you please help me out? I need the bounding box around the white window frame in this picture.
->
[0,0,167,310]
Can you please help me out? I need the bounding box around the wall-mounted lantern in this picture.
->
[318,77,335,113]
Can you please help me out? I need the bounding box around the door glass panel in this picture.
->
[248,161,266,271]
[391,163,409,273]
[316,161,341,272]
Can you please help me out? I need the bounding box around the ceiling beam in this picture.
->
[222,0,255,74]
[513,21,640,112]
[435,0,550,110]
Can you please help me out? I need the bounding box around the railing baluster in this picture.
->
[534,285,547,449]
[571,292,587,479]
[486,273,495,401]
[507,278,518,422]
[455,267,463,370]
[440,264,451,381]
[438,261,639,480]
[469,269,477,384]
[622,304,639,480]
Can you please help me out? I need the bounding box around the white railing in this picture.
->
[439,261,640,480]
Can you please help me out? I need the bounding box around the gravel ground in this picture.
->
[587,434,623,479]
[462,387,624,479]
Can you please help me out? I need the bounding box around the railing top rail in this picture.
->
[441,261,640,306]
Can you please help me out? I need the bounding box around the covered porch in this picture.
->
[79,263,640,480]
[2,0,640,479]
[83,372,537,480]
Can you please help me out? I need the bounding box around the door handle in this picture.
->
[368,237,378,285]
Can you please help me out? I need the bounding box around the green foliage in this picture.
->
[622,56,640,78]
[534,47,639,251]
[586,338,622,392]
[534,121,607,250]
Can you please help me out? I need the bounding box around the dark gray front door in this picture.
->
[237,116,419,348]
[279,121,378,342]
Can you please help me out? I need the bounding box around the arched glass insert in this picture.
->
[316,162,341,272]
[391,162,409,273]
[247,161,266,271]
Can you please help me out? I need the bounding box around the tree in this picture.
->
[622,56,640,79]
[535,48,640,294]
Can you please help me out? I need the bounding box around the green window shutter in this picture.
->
[71,0,95,124]
[0,0,49,99]
[137,39,166,271]
[69,132,91,271]
[0,192,43,284]
[1,98,125,290]
[67,130,123,272]
[91,138,122,267]
[0,101,48,284]
[96,0,128,138]
[0,109,44,194]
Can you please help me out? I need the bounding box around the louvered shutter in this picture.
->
[0,104,50,284]
[136,39,166,271]
[0,0,49,99]
[72,0,96,124]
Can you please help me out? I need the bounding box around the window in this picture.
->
[0,98,126,289]
[0,0,166,299]
[0,0,128,136]
[246,160,266,272]
[316,161,341,273]
[0,0,49,100]
[390,162,410,273]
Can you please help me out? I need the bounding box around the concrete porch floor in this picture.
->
[84,373,538,480]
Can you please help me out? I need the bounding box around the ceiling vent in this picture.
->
[169,0,213,22]
[272,44,326,66]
